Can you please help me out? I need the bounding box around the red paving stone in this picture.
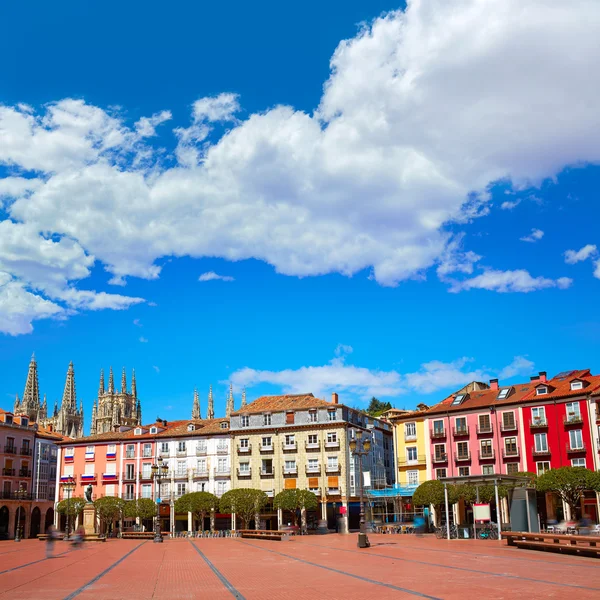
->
[0,534,598,599]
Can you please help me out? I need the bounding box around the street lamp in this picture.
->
[151,458,169,543]
[61,476,76,540]
[13,486,28,542]
[349,429,371,548]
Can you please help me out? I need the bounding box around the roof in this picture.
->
[36,425,70,442]
[231,394,332,415]
[56,417,231,445]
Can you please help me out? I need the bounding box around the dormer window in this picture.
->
[220,422,228,429]
[134,427,142,435]
[451,394,467,406]
[6,415,13,425]
[150,426,157,434]
[570,380,583,391]
[187,424,195,432]
[536,386,548,396]
[497,388,510,400]
[21,417,28,426]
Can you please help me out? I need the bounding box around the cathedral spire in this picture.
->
[121,367,127,394]
[136,398,142,425]
[192,388,201,420]
[207,385,214,419]
[62,362,77,411]
[13,393,21,414]
[21,353,41,420]
[39,394,47,419]
[108,367,115,394]
[226,383,234,417]
[241,388,247,407]
[53,399,58,418]
[99,369,105,396]
[91,399,97,435]
[131,369,137,399]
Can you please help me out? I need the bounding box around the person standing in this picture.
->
[46,524,58,558]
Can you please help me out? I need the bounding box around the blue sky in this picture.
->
[1,1,599,431]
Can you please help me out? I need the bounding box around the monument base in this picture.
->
[83,503,96,536]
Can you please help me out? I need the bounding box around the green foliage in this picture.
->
[536,467,600,512]
[516,471,538,486]
[123,498,157,520]
[56,497,86,517]
[366,397,393,417]
[174,492,219,522]
[93,496,125,524]
[273,489,318,512]
[413,480,460,508]
[219,488,268,528]
[453,483,507,505]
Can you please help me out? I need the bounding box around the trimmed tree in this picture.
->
[412,481,459,525]
[536,467,600,517]
[174,491,219,531]
[219,488,268,529]
[274,489,318,529]
[94,496,125,534]
[56,497,86,518]
[123,498,157,521]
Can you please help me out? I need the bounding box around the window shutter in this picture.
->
[308,477,319,488]
[286,412,295,424]
[327,476,339,488]
[284,478,297,489]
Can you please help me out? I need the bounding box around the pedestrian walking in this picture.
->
[46,524,58,558]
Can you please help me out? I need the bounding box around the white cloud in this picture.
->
[198,271,235,282]
[229,351,534,402]
[520,228,544,243]
[133,318,142,327]
[139,336,148,343]
[564,244,597,264]
[152,365,160,373]
[3,0,600,333]
[500,199,521,210]
[450,269,572,293]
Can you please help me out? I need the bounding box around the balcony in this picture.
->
[172,470,189,479]
[214,467,230,477]
[176,448,187,457]
[325,464,341,474]
[123,472,137,482]
[566,443,586,454]
[283,465,298,475]
[305,441,321,451]
[142,450,153,458]
[102,472,118,481]
[196,446,207,456]
[454,452,471,462]
[305,464,321,475]
[237,468,252,478]
[125,452,135,459]
[324,440,340,450]
[476,424,493,435]
[237,444,251,454]
[502,448,519,459]
[18,468,32,477]
[282,441,297,452]
[139,471,153,481]
[80,473,97,482]
[260,469,274,478]
[430,429,446,440]
[0,490,34,500]
[398,455,426,466]
[564,415,584,427]
[124,494,135,501]
[452,427,469,438]
[216,446,229,455]
[159,448,170,457]
[530,419,548,430]
[259,444,274,453]
[3,445,16,454]
[531,446,551,456]
[327,487,341,496]
[478,450,495,461]
[2,468,15,476]
[193,469,209,479]
[404,433,417,442]
[20,447,33,456]
[431,453,448,464]
[500,422,518,433]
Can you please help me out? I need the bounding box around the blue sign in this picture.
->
[156,498,161,503]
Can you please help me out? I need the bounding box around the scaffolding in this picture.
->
[366,484,424,525]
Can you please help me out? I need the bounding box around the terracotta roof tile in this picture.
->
[232,394,331,415]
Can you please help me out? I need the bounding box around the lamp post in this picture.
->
[151,458,169,543]
[61,476,76,540]
[349,429,371,548]
[13,486,28,542]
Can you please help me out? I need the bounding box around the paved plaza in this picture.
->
[0,534,599,599]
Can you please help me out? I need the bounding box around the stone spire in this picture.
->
[207,385,214,419]
[136,398,142,425]
[131,369,137,398]
[108,367,115,394]
[192,389,201,420]
[91,400,97,434]
[13,393,21,414]
[39,394,48,419]
[62,362,77,411]
[53,399,58,418]
[99,369,105,396]
[241,388,247,407]
[226,383,234,417]
[22,353,41,420]
[121,367,127,394]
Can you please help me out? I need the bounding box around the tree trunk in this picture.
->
[301,507,307,533]
[210,509,215,532]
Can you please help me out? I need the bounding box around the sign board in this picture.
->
[156,498,161,503]
[363,471,371,487]
[339,506,347,515]
[473,503,491,523]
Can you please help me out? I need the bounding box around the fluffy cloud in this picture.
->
[198,271,235,282]
[564,244,597,264]
[3,0,600,332]
[500,199,521,210]
[450,269,572,293]
[520,228,544,243]
[229,350,534,402]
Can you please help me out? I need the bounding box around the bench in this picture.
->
[239,529,290,541]
[121,532,155,539]
[502,532,600,558]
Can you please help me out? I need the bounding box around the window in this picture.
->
[531,407,546,425]
[434,444,446,460]
[569,429,583,450]
[176,483,187,497]
[41,445,49,460]
[83,463,94,476]
[284,460,296,472]
[187,423,195,432]
[478,414,491,432]
[502,412,516,430]
[216,481,227,496]
[105,463,116,475]
[504,437,518,455]
[177,461,186,475]
[126,445,135,459]
[456,441,469,458]
[480,439,493,457]
[141,484,152,499]
[261,459,272,474]
[262,436,272,449]
[125,484,135,500]
[458,467,470,476]
[86,445,95,456]
[506,463,519,475]
[217,458,228,473]
[406,447,418,462]
[536,386,548,396]
[455,417,467,433]
[308,458,319,471]
[160,482,169,497]
[327,456,338,470]
[143,443,152,458]
[566,402,581,421]
[451,394,466,406]
[239,462,250,473]
[197,440,207,453]
[536,462,550,476]
[177,441,186,452]
[534,433,548,452]
[142,463,152,478]
[433,420,444,434]
[570,380,583,391]
[436,468,447,479]
[241,415,249,427]
[328,410,337,421]
[65,447,74,457]
[407,470,419,485]
[482,465,494,475]
[497,388,510,400]
[239,438,249,449]
[196,458,206,473]
[126,463,135,479]
[286,412,295,425]
[405,422,417,438]
[326,432,337,444]
[134,428,142,435]
[160,442,169,454]
[572,458,586,467]
[309,411,318,423]
[106,444,116,458]
[263,414,272,426]
[308,434,318,445]
[284,434,295,447]
[63,464,74,477]
[220,422,228,429]
[150,426,158,434]
[21,417,28,426]
[104,484,115,497]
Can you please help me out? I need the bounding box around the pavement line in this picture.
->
[301,540,600,592]
[190,541,246,600]
[236,540,442,599]
[0,549,71,575]
[62,542,145,600]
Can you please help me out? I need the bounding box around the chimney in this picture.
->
[331,392,339,404]
[489,379,499,391]
[530,375,540,382]
[539,371,547,383]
